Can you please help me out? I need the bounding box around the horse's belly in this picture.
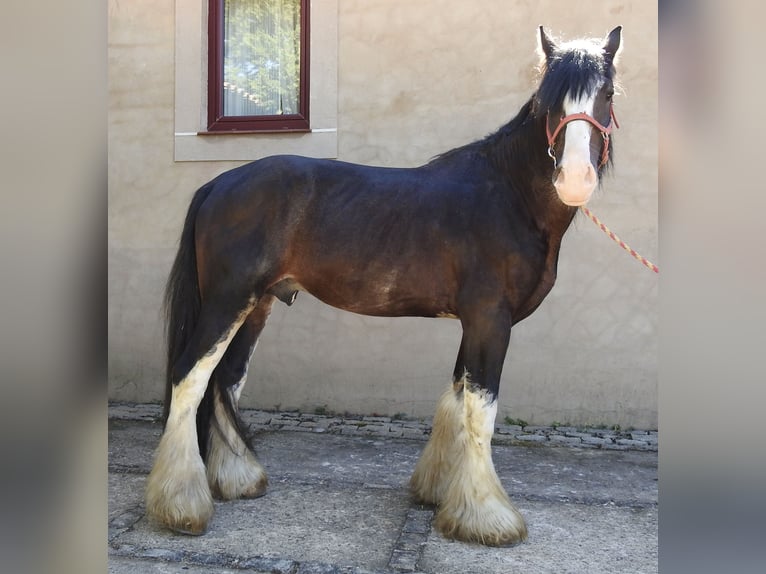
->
[290,271,455,319]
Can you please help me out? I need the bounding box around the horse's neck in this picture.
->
[488,115,577,243]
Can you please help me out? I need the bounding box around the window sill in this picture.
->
[196,128,312,136]
[174,129,337,162]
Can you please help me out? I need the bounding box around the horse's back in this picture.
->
[197,153,482,246]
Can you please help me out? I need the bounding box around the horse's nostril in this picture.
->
[584,164,597,186]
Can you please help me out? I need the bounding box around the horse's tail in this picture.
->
[162,182,216,457]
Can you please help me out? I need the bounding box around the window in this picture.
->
[173,0,337,161]
[207,0,310,132]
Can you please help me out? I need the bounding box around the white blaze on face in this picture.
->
[553,85,602,206]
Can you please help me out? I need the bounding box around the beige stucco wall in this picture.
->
[109,0,657,428]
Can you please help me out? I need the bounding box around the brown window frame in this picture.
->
[206,0,310,133]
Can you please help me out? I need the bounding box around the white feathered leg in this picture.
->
[411,378,527,546]
[206,381,268,500]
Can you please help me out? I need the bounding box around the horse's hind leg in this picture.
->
[205,296,276,500]
[145,297,255,535]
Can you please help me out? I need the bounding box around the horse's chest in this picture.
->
[503,240,560,323]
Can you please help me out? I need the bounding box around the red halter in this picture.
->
[545,102,619,169]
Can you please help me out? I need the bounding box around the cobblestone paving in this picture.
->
[109,403,657,452]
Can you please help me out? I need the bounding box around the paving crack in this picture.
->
[110,542,404,574]
[110,543,300,573]
[387,504,434,573]
[515,491,658,509]
[108,503,145,542]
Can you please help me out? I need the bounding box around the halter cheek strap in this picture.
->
[546,103,619,169]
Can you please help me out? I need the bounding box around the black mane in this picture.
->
[535,39,614,114]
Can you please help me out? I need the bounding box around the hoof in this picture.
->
[167,522,209,537]
[145,480,214,536]
[145,447,214,536]
[206,434,269,501]
[238,474,268,499]
[434,492,528,546]
[209,469,268,500]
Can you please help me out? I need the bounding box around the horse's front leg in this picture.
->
[410,301,527,546]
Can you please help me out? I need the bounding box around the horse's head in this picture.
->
[535,26,622,207]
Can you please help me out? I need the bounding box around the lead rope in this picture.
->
[579,206,659,274]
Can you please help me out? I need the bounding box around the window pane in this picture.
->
[223,0,301,117]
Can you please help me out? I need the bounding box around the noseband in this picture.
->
[545,103,619,169]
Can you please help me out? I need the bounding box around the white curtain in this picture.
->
[223,0,301,117]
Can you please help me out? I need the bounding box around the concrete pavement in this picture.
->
[108,405,657,574]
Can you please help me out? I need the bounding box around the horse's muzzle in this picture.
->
[553,161,597,206]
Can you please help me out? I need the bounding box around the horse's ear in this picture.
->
[538,26,556,61]
[602,26,622,66]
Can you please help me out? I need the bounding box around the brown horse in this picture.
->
[146,26,622,546]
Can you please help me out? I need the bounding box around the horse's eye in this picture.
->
[606,91,614,100]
